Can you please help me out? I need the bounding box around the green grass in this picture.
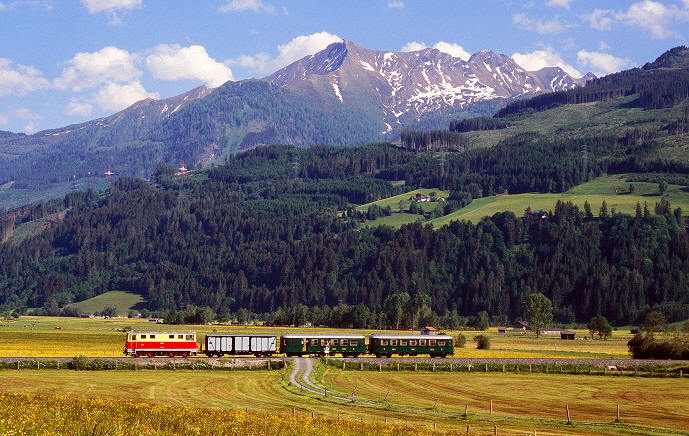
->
[66,290,146,316]
[1,369,687,435]
[427,175,689,226]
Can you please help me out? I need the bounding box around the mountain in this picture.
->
[1,40,593,202]
[263,40,590,131]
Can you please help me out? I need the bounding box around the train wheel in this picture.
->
[182,352,189,358]
[147,352,154,358]
[169,352,175,358]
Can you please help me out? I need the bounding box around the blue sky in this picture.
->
[1,0,688,134]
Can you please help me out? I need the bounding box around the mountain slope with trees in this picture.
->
[2,47,689,328]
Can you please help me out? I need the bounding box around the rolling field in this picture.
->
[0,317,634,358]
[354,175,689,229]
[66,290,146,316]
[432,175,689,226]
[1,368,687,435]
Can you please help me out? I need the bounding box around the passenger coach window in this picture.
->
[350,340,357,346]
[438,340,446,346]
[178,335,183,339]
[185,335,194,341]
[420,340,426,345]
[401,340,408,346]
[312,339,318,346]
[381,340,389,346]
[141,335,147,339]
[341,339,348,346]
[150,335,156,339]
[391,340,398,346]
[332,339,339,345]
[410,340,417,346]
[169,335,174,339]
[429,340,436,346]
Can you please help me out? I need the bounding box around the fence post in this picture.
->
[464,404,468,417]
[494,424,498,435]
[566,405,571,424]
[616,404,620,422]
[490,400,493,415]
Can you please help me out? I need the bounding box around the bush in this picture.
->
[473,334,491,350]
[456,333,467,348]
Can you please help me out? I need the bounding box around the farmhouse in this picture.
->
[420,326,437,335]
[513,321,530,330]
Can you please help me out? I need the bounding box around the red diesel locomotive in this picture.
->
[123,331,197,357]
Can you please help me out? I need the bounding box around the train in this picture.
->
[123,331,455,358]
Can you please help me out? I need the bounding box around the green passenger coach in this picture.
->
[369,334,454,357]
[281,334,366,357]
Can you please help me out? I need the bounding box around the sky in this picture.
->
[1,0,689,134]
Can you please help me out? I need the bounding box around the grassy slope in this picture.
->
[0,317,634,358]
[67,290,146,316]
[0,368,687,435]
[431,175,689,226]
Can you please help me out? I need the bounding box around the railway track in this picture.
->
[1,356,686,367]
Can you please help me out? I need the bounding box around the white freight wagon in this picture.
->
[204,334,277,357]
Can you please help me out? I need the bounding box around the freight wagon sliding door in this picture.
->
[251,336,276,353]
[207,336,234,353]
[236,336,250,353]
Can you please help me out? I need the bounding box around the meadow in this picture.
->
[355,175,689,228]
[1,367,687,435]
[0,316,634,359]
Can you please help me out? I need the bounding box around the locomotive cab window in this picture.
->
[186,335,194,341]
[130,334,137,340]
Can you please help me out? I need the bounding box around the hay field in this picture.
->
[0,317,633,358]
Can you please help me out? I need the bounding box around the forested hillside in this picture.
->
[1,139,689,327]
[3,47,689,328]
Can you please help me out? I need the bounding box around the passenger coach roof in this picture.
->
[127,331,196,335]
[281,334,365,339]
[369,334,453,340]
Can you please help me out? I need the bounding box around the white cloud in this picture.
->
[401,41,429,52]
[11,108,43,133]
[617,0,689,39]
[401,41,471,60]
[0,113,8,125]
[92,81,157,111]
[387,1,404,9]
[0,58,51,96]
[0,3,6,11]
[577,50,632,76]
[587,9,614,31]
[65,98,93,117]
[513,12,569,34]
[234,31,342,75]
[54,46,142,91]
[146,44,234,87]
[588,2,689,39]
[219,0,276,14]
[512,47,582,77]
[546,0,575,10]
[80,0,142,13]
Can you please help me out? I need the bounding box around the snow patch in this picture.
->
[359,60,375,71]
[332,83,343,102]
